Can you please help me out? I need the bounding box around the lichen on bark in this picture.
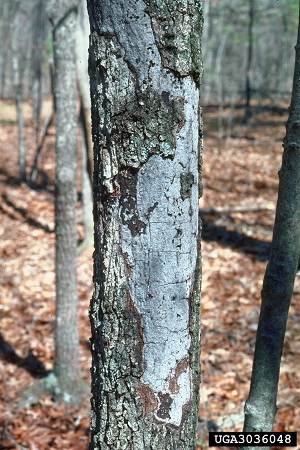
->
[89,31,186,193]
[144,0,203,83]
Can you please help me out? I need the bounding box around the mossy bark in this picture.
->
[243,7,300,449]
[87,0,203,448]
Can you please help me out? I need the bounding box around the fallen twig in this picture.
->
[199,204,274,215]
[30,110,54,182]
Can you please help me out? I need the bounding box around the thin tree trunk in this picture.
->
[13,52,26,182]
[53,8,79,391]
[32,0,45,142]
[12,6,26,182]
[76,0,93,250]
[30,110,54,183]
[30,61,55,183]
[76,0,93,181]
[216,36,227,150]
[245,0,254,120]
[19,2,88,408]
[47,1,84,401]
[78,100,94,251]
[87,1,203,448]
[242,4,300,447]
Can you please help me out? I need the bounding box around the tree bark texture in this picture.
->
[243,5,300,446]
[87,1,203,449]
[47,1,80,395]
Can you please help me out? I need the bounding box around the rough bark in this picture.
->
[87,1,203,448]
[242,5,300,447]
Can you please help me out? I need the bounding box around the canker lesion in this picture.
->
[156,392,173,420]
[180,172,194,200]
[137,356,190,421]
[137,382,158,415]
[168,356,189,394]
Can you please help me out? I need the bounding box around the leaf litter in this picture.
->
[0,99,299,449]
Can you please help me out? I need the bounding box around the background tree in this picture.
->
[245,0,255,119]
[31,0,45,142]
[45,0,88,403]
[242,1,300,445]
[11,2,26,182]
[6,0,91,409]
[201,0,298,105]
[87,0,203,448]
[76,0,94,251]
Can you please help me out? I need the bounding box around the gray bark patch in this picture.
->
[120,79,199,427]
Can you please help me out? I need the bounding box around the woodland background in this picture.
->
[0,0,299,449]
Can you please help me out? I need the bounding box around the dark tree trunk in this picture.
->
[243,4,300,447]
[87,0,203,448]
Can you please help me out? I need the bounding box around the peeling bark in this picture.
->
[88,1,203,448]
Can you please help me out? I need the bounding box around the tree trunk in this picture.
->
[87,1,203,448]
[76,0,94,250]
[242,4,300,447]
[12,4,26,182]
[47,0,82,401]
[76,0,93,180]
[79,100,94,251]
[245,0,254,120]
[31,0,45,142]
[12,51,26,182]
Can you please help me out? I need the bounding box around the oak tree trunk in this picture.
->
[87,1,203,448]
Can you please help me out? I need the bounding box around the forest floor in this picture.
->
[0,98,299,450]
